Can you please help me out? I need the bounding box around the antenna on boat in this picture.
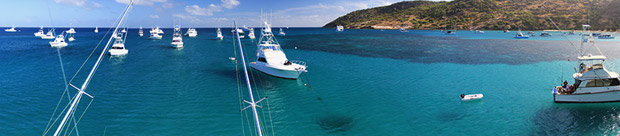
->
[49,1,133,135]
[546,16,581,57]
[233,21,267,136]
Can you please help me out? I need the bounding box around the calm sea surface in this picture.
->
[3,28,620,135]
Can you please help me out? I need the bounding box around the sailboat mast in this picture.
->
[233,21,264,136]
[52,1,133,136]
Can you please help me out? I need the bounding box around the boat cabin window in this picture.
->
[585,78,620,87]
[257,57,267,63]
[284,60,291,65]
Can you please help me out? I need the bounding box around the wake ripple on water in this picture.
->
[531,104,620,135]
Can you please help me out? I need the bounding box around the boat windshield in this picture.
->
[259,45,281,51]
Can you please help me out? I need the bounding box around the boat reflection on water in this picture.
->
[532,104,620,135]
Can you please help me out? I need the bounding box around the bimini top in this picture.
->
[578,55,606,61]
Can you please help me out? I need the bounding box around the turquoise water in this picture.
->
[3,28,620,135]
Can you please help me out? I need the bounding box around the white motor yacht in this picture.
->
[552,25,620,103]
[232,28,244,38]
[185,27,197,37]
[139,27,143,36]
[249,21,307,79]
[336,25,344,32]
[150,26,164,34]
[41,29,55,39]
[149,31,162,39]
[216,28,223,40]
[109,32,128,56]
[34,26,44,37]
[49,33,68,47]
[278,28,285,36]
[475,30,484,34]
[94,26,98,33]
[5,25,17,32]
[65,28,76,34]
[248,28,255,39]
[171,25,183,48]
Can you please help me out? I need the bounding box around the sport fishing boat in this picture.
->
[94,26,98,33]
[248,28,256,39]
[249,21,307,79]
[4,25,17,32]
[109,32,128,56]
[514,29,529,39]
[216,28,223,40]
[49,33,68,47]
[336,25,344,32]
[65,27,76,34]
[149,31,162,39]
[171,25,183,48]
[232,28,244,38]
[185,27,197,37]
[41,29,55,39]
[552,25,620,103]
[34,26,44,37]
[139,26,143,36]
[278,28,285,36]
[150,26,164,34]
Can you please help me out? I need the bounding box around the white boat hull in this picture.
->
[171,42,183,48]
[250,62,302,79]
[109,49,128,56]
[461,94,483,101]
[41,35,55,39]
[188,33,197,37]
[149,36,162,39]
[5,29,16,32]
[34,33,43,37]
[554,88,620,103]
[50,42,67,47]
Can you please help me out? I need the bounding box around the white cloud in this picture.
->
[92,2,103,8]
[221,0,240,9]
[173,14,201,23]
[54,0,88,7]
[149,15,160,19]
[185,4,221,16]
[162,2,173,8]
[115,0,167,6]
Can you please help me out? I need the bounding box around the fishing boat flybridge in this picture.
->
[337,25,344,32]
[149,29,162,39]
[249,21,307,79]
[34,26,44,37]
[5,25,17,32]
[109,32,128,56]
[185,27,198,37]
[552,25,620,103]
[41,28,55,39]
[171,25,183,48]
[216,28,223,40]
[49,32,68,47]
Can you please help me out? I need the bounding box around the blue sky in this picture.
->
[0,0,449,28]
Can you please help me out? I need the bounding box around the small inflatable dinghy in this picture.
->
[460,94,483,101]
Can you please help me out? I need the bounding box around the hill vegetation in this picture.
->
[324,0,620,30]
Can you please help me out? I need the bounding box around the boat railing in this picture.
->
[290,60,306,67]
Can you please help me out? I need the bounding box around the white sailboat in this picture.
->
[49,32,68,47]
[248,28,255,39]
[4,25,17,32]
[336,25,344,32]
[249,21,307,79]
[552,25,620,103]
[278,28,285,36]
[171,25,183,48]
[34,26,44,37]
[43,1,134,136]
[109,32,128,56]
[139,26,143,36]
[41,28,55,39]
[94,26,98,33]
[185,27,197,37]
[216,28,223,40]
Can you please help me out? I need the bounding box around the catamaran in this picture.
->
[49,32,68,47]
[4,25,17,32]
[34,26,44,37]
[185,27,197,37]
[552,25,620,103]
[337,25,344,32]
[216,28,223,40]
[249,21,307,79]
[278,28,285,36]
[109,32,128,56]
[171,25,183,48]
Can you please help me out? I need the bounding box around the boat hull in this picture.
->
[109,49,128,56]
[250,62,302,79]
[514,37,529,39]
[49,42,67,47]
[171,42,183,48]
[554,89,620,103]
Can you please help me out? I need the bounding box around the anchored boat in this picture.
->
[249,21,307,79]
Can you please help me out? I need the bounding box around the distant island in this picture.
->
[324,0,620,31]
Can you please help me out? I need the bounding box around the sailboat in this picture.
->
[185,27,197,37]
[109,32,128,56]
[49,32,68,47]
[171,25,183,48]
[248,28,255,39]
[336,25,344,32]
[552,25,620,103]
[278,28,286,36]
[41,28,55,39]
[94,26,98,33]
[34,26,44,37]
[249,21,307,79]
[216,28,223,40]
[139,26,143,36]
[42,1,134,135]
[4,25,17,32]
